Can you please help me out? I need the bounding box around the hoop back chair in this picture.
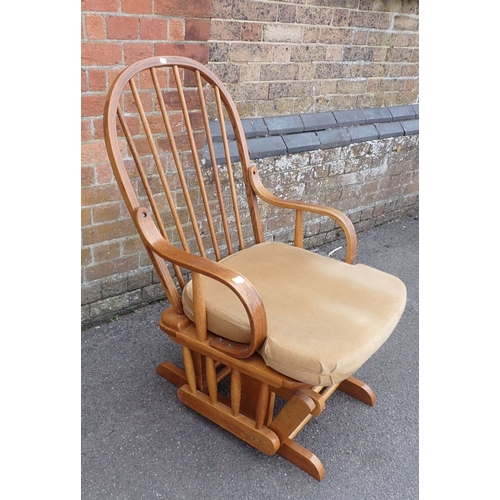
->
[103,55,407,481]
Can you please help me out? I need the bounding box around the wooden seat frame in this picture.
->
[103,56,379,481]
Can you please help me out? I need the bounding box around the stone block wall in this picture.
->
[208,0,419,117]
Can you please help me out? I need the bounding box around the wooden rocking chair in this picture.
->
[103,55,407,481]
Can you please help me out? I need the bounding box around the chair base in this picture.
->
[156,359,376,481]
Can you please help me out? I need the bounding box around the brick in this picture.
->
[122,0,152,14]
[290,45,328,63]
[94,242,122,263]
[169,18,185,41]
[124,43,154,65]
[88,68,107,92]
[260,63,299,81]
[185,19,210,41]
[264,24,302,43]
[278,4,297,23]
[303,27,321,43]
[81,0,119,12]
[229,44,273,63]
[411,104,419,117]
[155,43,208,64]
[226,82,269,101]
[209,42,229,62]
[93,203,121,224]
[81,281,102,306]
[155,0,211,17]
[269,81,314,99]
[85,14,105,39]
[81,94,106,118]
[81,184,122,208]
[107,16,139,40]
[343,46,375,62]
[232,0,278,22]
[319,27,351,45]
[387,47,414,63]
[82,70,89,92]
[128,270,153,291]
[296,5,332,25]
[211,20,242,41]
[394,14,419,31]
[314,62,343,80]
[81,42,121,66]
[88,289,142,316]
[242,23,262,41]
[140,18,167,40]
[82,167,95,186]
[209,62,240,83]
[82,121,94,144]
[81,218,136,245]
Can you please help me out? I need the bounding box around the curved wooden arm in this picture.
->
[133,207,267,359]
[248,166,357,263]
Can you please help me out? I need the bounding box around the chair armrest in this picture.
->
[133,206,267,359]
[249,166,357,263]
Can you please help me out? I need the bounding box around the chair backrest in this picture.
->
[104,56,265,314]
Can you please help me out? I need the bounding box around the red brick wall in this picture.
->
[81,0,213,316]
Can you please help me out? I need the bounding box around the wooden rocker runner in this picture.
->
[103,55,407,481]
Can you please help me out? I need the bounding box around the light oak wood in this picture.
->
[103,55,390,482]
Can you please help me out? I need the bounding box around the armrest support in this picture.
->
[133,206,267,358]
[249,166,357,263]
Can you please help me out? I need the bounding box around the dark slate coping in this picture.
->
[247,136,287,159]
[264,115,304,135]
[317,128,351,149]
[401,119,419,135]
[283,132,321,154]
[333,109,366,127]
[209,120,235,141]
[348,124,380,143]
[299,112,337,132]
[388,105,416,121]
[241,117,268,138]
[362,107,393,124]
[203,141,240,165]
[204,105,419,164]
[375,121,405,139]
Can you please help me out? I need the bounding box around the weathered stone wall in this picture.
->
[209,0,419,117]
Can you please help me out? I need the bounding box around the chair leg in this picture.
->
[269,391,326,480]
[278,439,325,481]
[177,384,280,456]
[156,359,375,481]
[157,361,187,388]
[338,376,376,406]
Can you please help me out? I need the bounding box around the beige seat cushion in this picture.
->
[182,242,406,386]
